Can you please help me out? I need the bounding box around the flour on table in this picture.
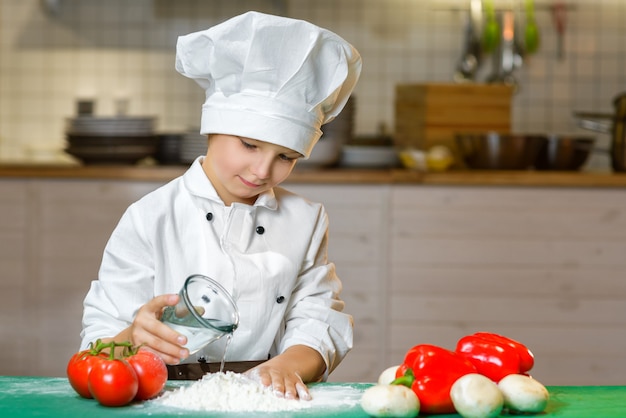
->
[155,371,307,412]
[154,371,362,412]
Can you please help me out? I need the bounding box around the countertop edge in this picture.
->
[0,164,625,188]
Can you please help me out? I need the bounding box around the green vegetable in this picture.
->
[482,0,500,53]
[524,0,540,54]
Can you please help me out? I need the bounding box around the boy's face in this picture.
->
[202,134,302,205]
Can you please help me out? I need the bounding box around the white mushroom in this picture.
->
[450,373,504,418]
[498,374,549,413]
[377,365,400,385]
[360,384,420,418]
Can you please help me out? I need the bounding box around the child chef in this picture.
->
[80,11,362,401]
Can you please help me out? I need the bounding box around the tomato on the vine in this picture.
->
[66,350,106,398]
[67,339,168,407]
[88,358,138,407]
[127,350,168,400]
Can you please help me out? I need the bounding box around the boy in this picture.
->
[81,11,361,400]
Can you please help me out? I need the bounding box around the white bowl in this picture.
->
[340,145,399,168]
[297,134,345,168]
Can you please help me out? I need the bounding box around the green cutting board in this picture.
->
[0,376,367,418]
[1,376,625,417]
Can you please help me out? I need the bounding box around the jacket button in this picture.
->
[276,296,285,303]
[206,212,213,221]
[256,226,265,235]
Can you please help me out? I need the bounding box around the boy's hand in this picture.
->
[244,345,326,400]
[107,294,189,365]
[246,359,311,401]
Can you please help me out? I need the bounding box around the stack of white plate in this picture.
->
[179,132,207,163]
[64,116,158,164]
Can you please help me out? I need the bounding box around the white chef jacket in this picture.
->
[81,157,353,377]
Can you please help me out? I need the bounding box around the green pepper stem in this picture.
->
[391,368,415,388]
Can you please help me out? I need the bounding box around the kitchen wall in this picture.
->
[1,0,625,170]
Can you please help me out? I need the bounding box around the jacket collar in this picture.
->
[183,156,278,210]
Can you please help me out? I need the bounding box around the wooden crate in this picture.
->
[395,83,514,151]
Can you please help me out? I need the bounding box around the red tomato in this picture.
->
[66,350,106,398]
[88,358,138,407]
[127,350,168,400]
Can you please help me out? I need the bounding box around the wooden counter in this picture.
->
[0,163,625,187]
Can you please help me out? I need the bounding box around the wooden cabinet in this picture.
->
[287,184,626,385]
[0,180,29,375]
[34,180,160,375]
[287,184,391,383]
[386,186,626,386]
[0,180,160,376]
[1,179,625,385]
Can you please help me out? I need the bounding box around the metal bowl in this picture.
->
[456,133,547,170]
[534,135,595,171]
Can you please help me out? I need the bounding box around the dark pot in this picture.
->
[611,93,626,172]
[534,135,595,171]
[574,92,626,172]
[456,133,547,170]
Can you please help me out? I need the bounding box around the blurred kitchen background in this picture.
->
[3,1,626,385]
[0,0,625,170]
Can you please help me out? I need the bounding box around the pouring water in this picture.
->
[161,274,239,356]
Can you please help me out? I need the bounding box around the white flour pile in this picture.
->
[155,371,308,412]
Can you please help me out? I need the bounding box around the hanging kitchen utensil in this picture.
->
[512,9,525,67]
[482,0,500,53]
[551,1,567,60]
[454,0,483,82]
[486,10,518,89]
[524,0,540,54]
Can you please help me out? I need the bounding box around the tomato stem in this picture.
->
[90,339,134,360]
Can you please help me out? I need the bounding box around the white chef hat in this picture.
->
[175,11,362,158]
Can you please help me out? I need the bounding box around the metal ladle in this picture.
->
[454,0,483,82]
[487,10,521,89]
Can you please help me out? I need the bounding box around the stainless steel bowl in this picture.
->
[534,135,595,171]
[456,133,547,170]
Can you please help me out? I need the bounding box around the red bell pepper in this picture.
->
[473,332,534,372]
[455,332,535,382]
[395,344,477,414]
